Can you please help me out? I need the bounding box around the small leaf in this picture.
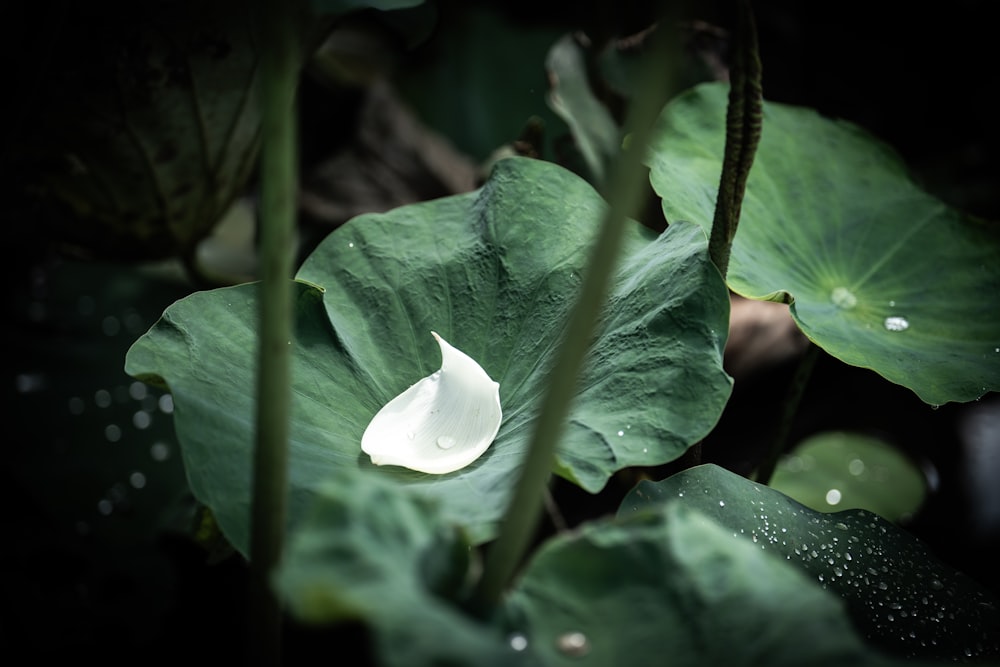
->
[544,34,621,185]
[769,431,927,522]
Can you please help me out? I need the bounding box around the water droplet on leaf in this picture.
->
[883,316,909,332]
[831,287,858,309]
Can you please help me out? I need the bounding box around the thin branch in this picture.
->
[248,0,299,664]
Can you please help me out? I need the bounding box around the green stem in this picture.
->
[249,0,298,664]
[471,17,682,614]
[708,0,762,279]
[754,343,820,485]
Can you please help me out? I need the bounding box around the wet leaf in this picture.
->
[618,464,1000,661]
[506,502,910,667]
[278,469,912,667]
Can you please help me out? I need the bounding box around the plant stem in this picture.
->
[708,0,762,279]
[249,0,298,664]
[472,17,682,614]
[754,342,820,485]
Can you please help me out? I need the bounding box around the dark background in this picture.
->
[3,0,998,663]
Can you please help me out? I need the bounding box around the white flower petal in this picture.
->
[361,331,502,474]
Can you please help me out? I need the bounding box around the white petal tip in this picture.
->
[361,332,502,474]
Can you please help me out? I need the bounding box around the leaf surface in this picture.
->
[125,157,731,551]
[618,464,1000,661]
[647,82,1000,404]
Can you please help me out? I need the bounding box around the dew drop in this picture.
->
[719,500,725,507]
[95,389,112,408]
[129,381,148,401]
[133,410,152,430]
[830,287,857,309]
[883,316,909,332]
[825,489,842,505]
[509,633,528,651]
[150,442,171,461]
[617,430,624,437]
[436,435,457,449]
[556,631,590,657]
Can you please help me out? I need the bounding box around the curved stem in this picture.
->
[754,342,820,485]
[708,0,762,279]
[471,15,683,615]
[249,0,299,664]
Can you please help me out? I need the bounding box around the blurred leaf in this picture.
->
[276,470,531,667]
[544,34,620,185]
[619,464,1000,661]
[394,4,568,162]
[647,82,1000,405]
[310,0,424,13]
[769,431,927,522]
[125,156,731,553]
[16,1,266,262]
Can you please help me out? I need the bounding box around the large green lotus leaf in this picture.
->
[505,502,911,667]
[125,156,731,553]
[647,82,1000,405]
[618,464,1000,662]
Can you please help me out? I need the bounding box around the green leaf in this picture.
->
[275,470,531,667]
[647,82,1000,405]
[21,2,264,261]
[618,464,1000,661]
[505,502,907,667]
[544,34,621,185]
[395,5,568,162]
[125,156,731,553]
[769,431,927,522]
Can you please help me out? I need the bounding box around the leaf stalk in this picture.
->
[248,0,299,663]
